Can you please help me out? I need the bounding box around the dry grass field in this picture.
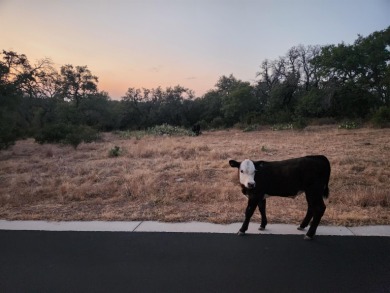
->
[0,126,389,227]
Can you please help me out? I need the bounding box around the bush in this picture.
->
[35,124,72,144]
[292,116,308,130]
[35,124,100,149]
[311,117,337,126]
[296,88,327,118]
[262,109,293,125]
[242,124,260,132]
[209,116,225,129]
[371,106,390,128]
[0,123,20,150]
[147,124,193,136]
[116,125,193,140]
[338,120,361,130]
[271,123,293,131]
[108,146,121,157]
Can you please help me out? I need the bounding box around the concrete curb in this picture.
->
[1,220,390,237]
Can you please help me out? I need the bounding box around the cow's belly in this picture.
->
[265,190,304,199]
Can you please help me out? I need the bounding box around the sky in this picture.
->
[1,0,389,99]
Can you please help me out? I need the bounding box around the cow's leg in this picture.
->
[298,194,313,231]
[258,199,267,230]
[305,195,326,240]
[238,198,258,235]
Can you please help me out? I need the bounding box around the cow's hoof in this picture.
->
[258,227,266,231]
[237,231,245,236]
[297,226,305,231]
[304,235,313,240]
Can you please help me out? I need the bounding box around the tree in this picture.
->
[215,74,241,96]
[295,88,329,118]
[58,65,98,106]
[156,85,194,126]
[0,50,26,148]
[78,91,117,131]
[313,26,390,110]
[221,82,257,125]
[198,90,223,127]
[298,45,322,90]
[0,50,58,99]
[120,87,146,130]
[354,27,390,105]
[214,75,259,126]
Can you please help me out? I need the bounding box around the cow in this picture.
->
[229,155,331,240]
[192,124,201,136]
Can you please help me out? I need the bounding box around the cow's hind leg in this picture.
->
[305,195,326,240]
[238,198,258,235]
[298,194,313,231]
[258,199,267,230]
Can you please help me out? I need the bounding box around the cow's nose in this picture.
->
[247,182,256,189]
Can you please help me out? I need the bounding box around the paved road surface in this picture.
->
[1,230,389,292]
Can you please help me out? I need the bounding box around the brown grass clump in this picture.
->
[0,126,389,226]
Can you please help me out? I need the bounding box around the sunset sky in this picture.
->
[1,0,389,99]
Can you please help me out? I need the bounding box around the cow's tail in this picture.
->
[323,185,329,199]
[322,156,331,199]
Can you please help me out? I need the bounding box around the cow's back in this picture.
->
[254,155,330,197]
[303,155,331,185]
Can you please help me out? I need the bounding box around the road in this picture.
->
[1,230,389,292]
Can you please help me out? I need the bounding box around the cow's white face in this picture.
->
[229,159,256,189]
[239,159,256,189]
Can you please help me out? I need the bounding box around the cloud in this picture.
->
[149,65,162,73]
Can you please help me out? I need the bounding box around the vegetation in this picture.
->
[108,146,121,157]
[1,26,389,149]
[0,127,388,225]
[146,124,194,137]
[35,124,100,149]
[338,120,361,130]
[1,27,389,226]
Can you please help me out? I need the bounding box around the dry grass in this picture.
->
[0,126,389,226]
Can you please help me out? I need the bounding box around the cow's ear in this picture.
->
[229,160,240,168]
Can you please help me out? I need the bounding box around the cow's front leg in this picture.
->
[238,198,258,235]
[258,199,267,230]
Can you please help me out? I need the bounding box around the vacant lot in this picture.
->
[0,126,389,226]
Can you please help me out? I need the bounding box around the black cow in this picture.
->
[192,124,201,136]
[229,155,331,240]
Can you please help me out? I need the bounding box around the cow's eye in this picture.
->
[240,170,244,173]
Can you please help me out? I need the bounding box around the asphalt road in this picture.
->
[1,231,389,293]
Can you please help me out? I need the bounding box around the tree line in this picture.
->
[1,26,389,149]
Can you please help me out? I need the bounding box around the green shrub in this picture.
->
[108,146,121,157]
[118,124,194,138]
[209,117,225,129]
[35,124,100,149]
[338,120,360,130]
[77,126,101,143]
[292,116,308,130]
[261,145,270,152]
[147,124,194,136]
[242,124,260,132]
[371,106,390,128]
[311,117,337,126]
[271,123,293,131]
[0,124,19,150]
[65,132,83,149]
